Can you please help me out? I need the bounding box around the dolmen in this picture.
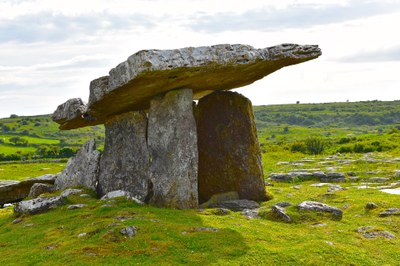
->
[53,43,322,209]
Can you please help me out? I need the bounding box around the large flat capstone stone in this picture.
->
[97,111,151,202]
[148,88,198,209]
[196,91,267,203]
[53,43,321,129]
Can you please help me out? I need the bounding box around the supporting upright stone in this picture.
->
[196,91,267,203]
[148,89,198,209]
[97,111,150,202]
[55,138,101,191]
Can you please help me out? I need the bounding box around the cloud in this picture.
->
[0,12,156,43]
[336,46,400,62]
[190,1,400,33]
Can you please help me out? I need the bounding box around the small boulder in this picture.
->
[365,202,378,210]
[28,183,55,198]
[120,226,138,238]
[14,196,65,215]
[268,173,293,182]
[61,189,83,198]
[67,204,87,210]
[200,191,239,209]
[209,199,260,211]
[100,190,144,205]
[379,208,399,217]
[271,205,291,223]
[274,202,292,208]
[298,201,343,220]
[241,209,260,219]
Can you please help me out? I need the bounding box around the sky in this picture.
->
[0,0,400,118]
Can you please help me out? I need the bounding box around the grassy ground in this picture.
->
[0,182,399,265]
[0,162,66,181]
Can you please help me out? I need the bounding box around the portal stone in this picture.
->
[196,91,267,203]
[148,89,198,209]
[54,138,101,191]
[97,111,150,202]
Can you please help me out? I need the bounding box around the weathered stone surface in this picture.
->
[120,226,138,238]
[52,98,88,128]
[271,205,291,222]
[100,190,144,205]
[28,183,55,198]
[379,208,399,217]
[365,202,379,210]
[268,173,294,182]
[67,204,87,210]
[54,43,321,129]
[14,196,65,215]
[209,199,260,211]
[298,201,343,220]
[97,111,150,201]
[148,89,198,209]
[54,138,101,191]
[196,91,266,203]
[60,189,83,198]
[0,174,56,205]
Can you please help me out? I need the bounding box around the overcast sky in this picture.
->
[1,0,400,118]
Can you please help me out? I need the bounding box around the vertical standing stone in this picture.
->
[148,89,198,209]
[196,91,267,203]
[55,138,101,191]
[97,111,150,202]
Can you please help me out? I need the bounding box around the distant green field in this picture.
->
[0,162,66,181]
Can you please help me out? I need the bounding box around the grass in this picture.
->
[0,183,399,265]
[0,162,66,181]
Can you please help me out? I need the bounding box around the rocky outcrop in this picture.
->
[0,174,56,206]
[52,98,88,129]
[53,44,321,130]
[28,183,55,198]
[14,196,65,215]
[148,89,198,209]
[298,201,343,220]
[196,91,266,203]
[55,138,101,191]
[97,111,150,201]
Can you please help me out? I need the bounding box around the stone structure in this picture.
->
[52,43,321,209]
[0,174,56,206]
[196,91,266,203]
[55,138,101,190]
[97,111,150,201]
[148,89,198,209]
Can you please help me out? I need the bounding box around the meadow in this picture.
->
[0,100,399,265]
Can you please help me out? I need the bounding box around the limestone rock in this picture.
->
[0,174,56,205]
[60,189,83,198]
[365,202,378,210]
[28,183,55,198]
[148,89,198,209]
[55,138,101,191]
[97,111,150,201]
[67,204,87,210]
[271,205,291,222]
[100,190,144,205]
[14,196,65,215]
[52,98,88,128]
[268,173,294,182]
[379,208,399,217]
[54,43,321,129]
[209,199,260,211]
[120,226,138,238]
[199,191,239,209]
[196,91,266,203]
[298,201,343,220]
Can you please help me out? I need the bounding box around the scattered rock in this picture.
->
[67,204,87,210]
[268,173,293,182]
[196,91,266,203]
[292,185,302,190]
[394,170,400,178]
[190,227,219,232]
[290,172,314,180]
[365,202,378,210]
[271,205,291,222]
[61,189,83,198]
[0,174,56,205]
[12,218,23,224]
[298,201,343,220]
[97,111,150,202]
[327,185,346,192]
[79,194,90,198]
[100,190,144,205]
[120,226,138,238]
[44,244,59,250]
[310,183,333,187]
[212,208,231,216]
[28,183,55,198]
[357,227,396,239]
[148,89,198,209]
[312,171,327,179]
[379,208,399,217]
[366,177,390,183]
[14,196,65,215]
[55,138,101,191]
[321,173,346,183]
[208,199,260,211]
[78,232,87,238]
[241,209,260,219]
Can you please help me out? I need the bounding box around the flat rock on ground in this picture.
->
[14,196,65,215]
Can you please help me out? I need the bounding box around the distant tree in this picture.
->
[9,114,18,118]
[9,136,28,147]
